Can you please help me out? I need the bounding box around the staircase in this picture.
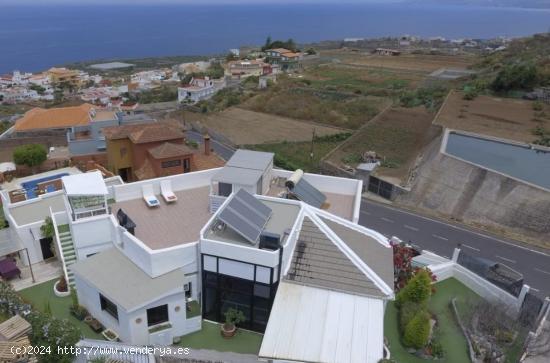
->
[57,225,77,288]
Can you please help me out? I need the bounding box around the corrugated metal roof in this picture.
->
[259,281,385,363]
[285,217,387,298]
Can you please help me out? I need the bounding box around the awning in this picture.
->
[0,228,24,256]
[62,171,108,196]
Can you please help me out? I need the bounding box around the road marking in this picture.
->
[360,211,372,216]
[381,217,394,223]
[530,287,540,292]
[361,199,550,258]
[496,255,516,264]
[443,255,450,259]
[534,268,550,276]
[404,225,419,231]
[432,234,449,241]
[461,244,480,252]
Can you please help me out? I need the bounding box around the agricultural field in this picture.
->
[435,90,550,143]
[185,107,347,145]
[327,106,441,186]
[246,133,351,173]
[321,49,476,73]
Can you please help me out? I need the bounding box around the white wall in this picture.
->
[74,272,197,345]
[430,261,524,312]
[201,238,280,268]
[113,168,219,202]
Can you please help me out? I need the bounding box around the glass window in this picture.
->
[146,304,169,327]
[99,294,118,321]
[218,183,232,197]
[161,159,182,168]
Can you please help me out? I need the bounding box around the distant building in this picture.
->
[177,61,211,75]
[225,59,272,80]
[14,103,97,137]
[374,48,401,56]
[177,77,226,104]
[228,48,240,57]
[47,67,82,87]
[89,62,135,71]
[103,123,223,181]
[0,87,39,104]
[67,108,157,162]
[264,48,303,71]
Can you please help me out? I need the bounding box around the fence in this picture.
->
[457,250,523,297]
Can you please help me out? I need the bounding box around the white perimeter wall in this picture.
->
[429,260,526,312]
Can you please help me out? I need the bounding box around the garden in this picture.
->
[384,243,530,363]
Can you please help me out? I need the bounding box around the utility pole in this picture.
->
[310,128,316,170]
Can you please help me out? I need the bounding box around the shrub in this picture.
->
[491,63,539,92]
[403,310,431,349]
[69,305,89,321]
[399,301,424,332]
[533,101,544,111]
[40,216,54,239]
[13,144,47,168]
[224,308,246,327]
[397,269,433,306]
[463,88,478,100]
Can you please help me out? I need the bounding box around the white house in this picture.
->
[177,77,226,104]
[1,151,394,362]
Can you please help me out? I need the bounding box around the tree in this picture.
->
[286,38,296,52]
[13,144,47,171]
[26,311,81,363]
[263,36,272,51]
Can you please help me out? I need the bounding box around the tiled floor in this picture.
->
[112,186,213,250]
[11,259,63,291]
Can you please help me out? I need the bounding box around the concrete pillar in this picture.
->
[452,248,461,262]
[517,284,530,310]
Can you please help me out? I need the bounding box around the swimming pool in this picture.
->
[444,132,550,190]
[20,173,69,199]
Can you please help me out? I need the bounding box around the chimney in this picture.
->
[203,134,211,156]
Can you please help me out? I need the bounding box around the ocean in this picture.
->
[0,3,549,73]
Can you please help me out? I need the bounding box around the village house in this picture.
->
[103,123,223,181]
[46,67,82,88]
[224,59,272,80]
[177,77,226,104]
[264,48,302,71]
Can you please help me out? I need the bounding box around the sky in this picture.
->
[1,0,400,4]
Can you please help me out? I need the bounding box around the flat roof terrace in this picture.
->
[112,186,211,250]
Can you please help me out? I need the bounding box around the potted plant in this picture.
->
[53,276,70,297]
[220,308,245,338]
[102,328,119,342]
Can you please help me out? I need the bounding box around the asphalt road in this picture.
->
[359,199,550,297]
[186,130,235,160]
[185,132,550,297]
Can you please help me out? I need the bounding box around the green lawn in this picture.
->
[180,320,263,355]
[246,138,345,173]
[385,278,482,363]
[18,279,103,340]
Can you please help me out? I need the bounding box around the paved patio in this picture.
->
[11,259,63,291]
[112,186,213,249]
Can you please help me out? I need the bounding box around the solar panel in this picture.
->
[218,189,273,244]
[234,188,272,219]
[292,179,327,208]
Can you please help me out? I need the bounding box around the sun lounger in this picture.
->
[160,180,178,203]
[142,184,160,207]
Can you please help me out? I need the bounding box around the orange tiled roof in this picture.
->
[148,142,195,159]
[14,104,93,131]
[269,48,292,54]
[103,123,184,144]
[194,153,225,170]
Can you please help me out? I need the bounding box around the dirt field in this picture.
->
[327,106,441,185]
[321,49,476,73]
[186,107,348,145]
[435,90,550,143]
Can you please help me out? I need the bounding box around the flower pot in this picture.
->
[53,280,70,297]
[84,316,93,323]
[220,323,236,338]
